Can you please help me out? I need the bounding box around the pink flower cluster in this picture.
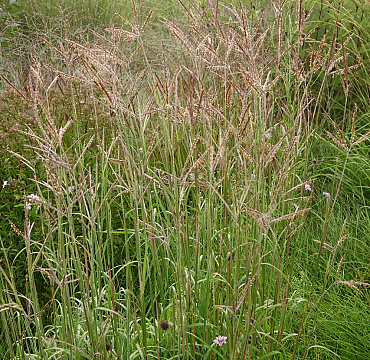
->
[213,335,227,346]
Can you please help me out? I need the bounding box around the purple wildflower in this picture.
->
[25,202,32,210]
[323,192,330,199]
[213,335,227,347]
[304,184,312,192]
[28,194,42,203]
[188,173,195,181]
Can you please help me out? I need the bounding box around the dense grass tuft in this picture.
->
[0,0,369,359]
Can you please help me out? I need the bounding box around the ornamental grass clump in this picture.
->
[0,0,369,359]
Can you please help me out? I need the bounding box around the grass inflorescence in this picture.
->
[0,0,369,359]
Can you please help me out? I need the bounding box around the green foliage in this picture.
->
[0,1,23,50]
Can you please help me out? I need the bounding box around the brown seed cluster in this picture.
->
[159,320,170,331]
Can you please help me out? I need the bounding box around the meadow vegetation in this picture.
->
[0,0,369,359]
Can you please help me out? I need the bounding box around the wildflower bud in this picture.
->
[159,320,170,331]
